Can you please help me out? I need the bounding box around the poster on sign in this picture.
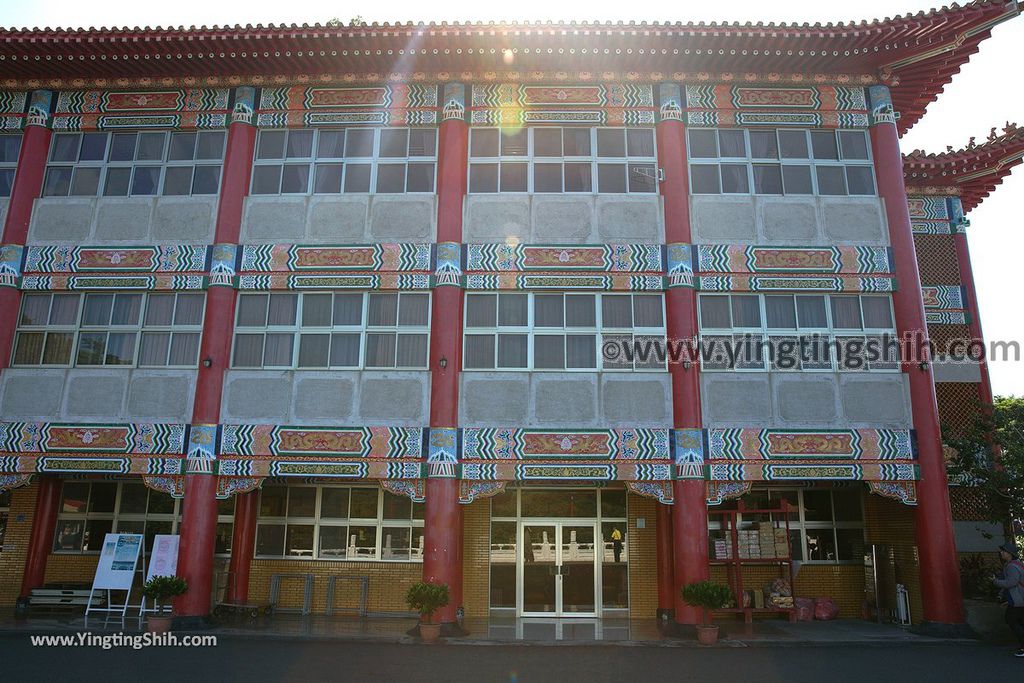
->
[92,533,143,591]
[146,535,180,582]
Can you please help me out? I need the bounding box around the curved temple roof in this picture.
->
[904,124,1024,211]
[0,1,1019,134]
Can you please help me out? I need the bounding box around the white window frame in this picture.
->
[686,128,876,197]
[254,484,425,562]
[0,132,22,198]
[230,291,431,370]
[42,130,226,198]
[467,126,659,194]
[463,291,667,372]
[697,292,898,373]
[12,291,206,368]
[250,127,438,196]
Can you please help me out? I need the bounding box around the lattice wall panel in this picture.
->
[929,324,973,352]
[914,234,961,285]
[936,382,981,434]
[949,486,992,522]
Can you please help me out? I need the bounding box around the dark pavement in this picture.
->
[3,634,1020,683]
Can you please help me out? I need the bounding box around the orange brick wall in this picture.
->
[628,493,658,618]
[0,482,38,605]
[462,499,490,617]
[864,492,924,623]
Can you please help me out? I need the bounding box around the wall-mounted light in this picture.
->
[918,362,929,371]
[439,357,448,370]
[202,357,213,368]
[682,360,692,370]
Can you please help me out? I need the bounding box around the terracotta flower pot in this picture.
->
[696,624,719,646]
[147,615,174,634]
[419,622,442,642]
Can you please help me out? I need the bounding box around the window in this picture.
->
[710,488,865,563]
[231,291,429,369]
[688,128,875,196]
[464,292,665,371]
[43,131,225,197]
[255,485,424,561]
[251,128,436,195]
[53,481,235,555]
[13,292,205,367]
[0,489,10,552]
[0,133,22,197]
[469,127,658,194]
[698,293,897,372]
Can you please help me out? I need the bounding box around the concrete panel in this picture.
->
[460,374,530,425]
[242,196,307,242]
[773,374,839,424]
[759,197,820,242]
[28,197,95,242]
[691,196,756,242]
[292,374,356,421]
[368,196,435,240]
[838,374,911,426]
[532,375,598,425]
[63,371,128,418]
[954,521,1007,552]
[308,196,369,242]
[222,371,293,422]
[0,369,66,419]
[822,198,887,244]
[701,374,772,425]
[357,373,428,423]
[595,196,663,243]
[932,358,983,383]
[152,197,217,243]
[532,196,595,243]
[0,199,8,227]
[126,370,195,421]
[463,195,531,242]
[94,198,154,241]
[601,376,671,426]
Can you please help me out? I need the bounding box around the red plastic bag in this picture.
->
[813,597,839,620]
[794,597,814,622]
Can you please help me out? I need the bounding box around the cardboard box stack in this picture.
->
[713,538,732,560]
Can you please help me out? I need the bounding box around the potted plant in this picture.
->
[405,581,450,642]
[681,580,733,645]
[141,575,188,633]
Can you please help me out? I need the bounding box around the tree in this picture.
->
[944,395,1024,535]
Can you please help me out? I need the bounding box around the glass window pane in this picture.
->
[816,166,847,195]
[173,293,204,326]
[470,164,498,193]
[633,295,663,327]
[286,130,314,159]
[379,129,408,157]
[119,483,149,514]
[79,133,107,161]
[232,334,264,367]
[534,334,565,369]
[329,333,360,367]
[76,332,107,365]
[162,166,193,196]
[566,334,596,369]
[332,293,363,326]
[731,295,761,327]
[500,129,527,156]
[811,131,839,160]
[42,167,73,196]
[0,168,13,196]
[138,332,170,366]
[765,295,796,329]
[602,489,627,517]
[0,134,21,163]
[84,519,113,552]
[805,529,837,562]
[130,167,161,196]
[687,130,717,158]
[802,490,833,522]
[364,332,396,367]
[749,130,779,159]
[103,167,132,196]
[721,164,749,193]
[470,129,498,157]
[602,295,633,328]
[376,164,405,193]
[50,134,80,162]
[70,167,100,196]
[196,131,225,160]
[317,130,346,158]
[383,491,412,520]
[302,294,333,327]
[396,334,427,367]
[13,332,44,365]
[350,488,378,518]
[298,334,330,367]
[782,165,813,195]
[408,129,436,157]
[83,294,114,326]
[367,293,398,326]
[168,333,200,366]
[268,293,297,325]
[846,166,875,195]
[381,527,411,560]
[89,483,117,513]
[262,333,294,366]
[321,488,350,518]
[534,294,564,327]
[628,163,657,193]
[626,128,655,157]
[497,334,527,368]
[565,295,596,327]
[103,333,136,365]
[718,130,746,157]
[830,297,863,329]
[256,524,285,557]
[113,131,142,161]
[779,130,809,159]
[406,163,434,193]
[61,483,91,513]
[464,334,495,369]
[466,294,497,328]
[343,164,371,193]
[563,163,592,192]
[597,163,626,193]
[753,165,783,194]
[318,526,349,559]
[533,163,562,192]
[699,296,731,328]
[862,296,893,329]
[136,133,165,161]
[288,487,316,517]
[398,293,429,327]
[796,296,828,328]
[259,487,288,516]
[192,166,220,195]
[562,128,591,157]
[839,131,869,160]
[43,332,74,365]
[237,294,268,327]
[498,293,528,326]
[251,165,282,194]
[345,129,374,157]
[832,490,863,521]
[500,163,527,192]
[280,164,310,193]
[111,293,142,325]
[690,165,720,194]
[20,294,51,326]
[533,128,562,157]
[257,131,286,160]
[49,294,80,325]
[836,528,865,562]
[597,129,626,157]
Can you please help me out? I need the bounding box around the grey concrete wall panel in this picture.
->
[292,374,357,422]
[595,196,663,243]
[460,374,530,425]
[357,372,429,424]
[600,375,671,426]
[463,195,531,242]
[773,374,840,424]
[93,198,154,241]
[821,198,887,244]
[126,370,195,421]
[308,196,369,241]
[532,196,595,243]
[932,358,984,383]
[0,370,66,419]
[221,371,294,422]
[152,197,217,243]
[700,374,772,425]
[63,371,129,418]
[533,374,598,425]
[28,198,95,242]
[368,196,435,240]
[759,197,819,242]
[838,374,911,427]
[241,196,307,242]
[691,196,757,242]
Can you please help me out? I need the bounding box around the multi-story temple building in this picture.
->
[0,1,1021,634]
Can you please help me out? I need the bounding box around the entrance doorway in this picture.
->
[488,488,630,618]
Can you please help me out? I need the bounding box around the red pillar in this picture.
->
[869,86,965,628]
[0,91,53,373]
[174,88,257,620]
[17,476,61,610]
[225,490,259,604]
[952,224,995,405]
[657,84,709,626]
[655,502,675,618]
[422,84,468,632]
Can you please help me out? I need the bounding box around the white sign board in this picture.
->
[146,534,180,581]
[92,533,143,590]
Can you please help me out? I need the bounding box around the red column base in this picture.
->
[421,478,465,633]
[173,474,220,619]
[672,479,709,625]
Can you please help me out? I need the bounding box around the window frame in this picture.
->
[0,132,23,198]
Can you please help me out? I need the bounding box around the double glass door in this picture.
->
[521,522,597,616]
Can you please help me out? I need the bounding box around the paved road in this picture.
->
[4,634,1019,682]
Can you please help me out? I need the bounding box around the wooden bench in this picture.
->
[30,587,106,612]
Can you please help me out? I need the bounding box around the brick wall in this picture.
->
[462,499,490,617]
[0,482,37,605]
[627,492,658,618]
[864,493,924,623]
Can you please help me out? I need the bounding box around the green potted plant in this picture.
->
[141,575,188,633]
[405,581,450,642]
[681,580,733,645]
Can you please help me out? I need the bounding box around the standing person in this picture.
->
[993,541,1024,657]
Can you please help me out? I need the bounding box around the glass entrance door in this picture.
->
[520,522,598,617]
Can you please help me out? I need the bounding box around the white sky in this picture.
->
[5,0,1023,395]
